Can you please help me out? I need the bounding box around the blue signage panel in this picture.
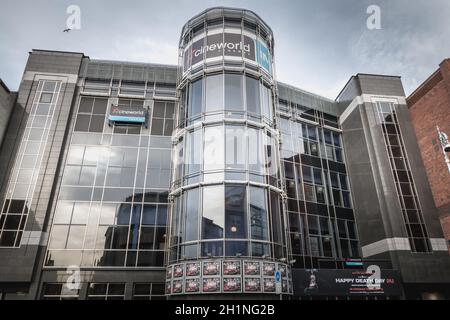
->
[275,271,281,283]
[256,40,272,75]
[109,106,146,123]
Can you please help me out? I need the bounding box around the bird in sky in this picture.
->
[63,28,71,32]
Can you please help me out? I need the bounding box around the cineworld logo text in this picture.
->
[192,41,251,57]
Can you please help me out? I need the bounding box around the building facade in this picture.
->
[0,7,449,300]
[407,59,450,252]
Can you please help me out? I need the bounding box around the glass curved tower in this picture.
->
[165,7,292,298]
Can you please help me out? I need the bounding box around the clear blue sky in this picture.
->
[1,0,449,98]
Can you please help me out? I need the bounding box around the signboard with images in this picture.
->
[223,277,241,292]
[203,261,220,276]
[244,277,261,293]
[185,278,200,293]
[223,260,241,276]
[244,261,260,276]
[292,268,402,297]
[202,277,221,293]
[186,262,201,277]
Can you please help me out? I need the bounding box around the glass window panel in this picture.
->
[313,168,323,185]
[74,114,90,132]
[201,241,223,257]
[89,115,105,133]
[189,79,203,119]
[225,126,246,170]
[66,225,85,249]
[347,220,356,239]
[204,126,224,171]
[151,118,164,135]
[332,132,341,147]
[156,205,167,226]
[202,185,224,239]
[335,148,343,162]
[63,165,81,185]
[225,241,248,256]
[185,189,199,242]
[342,191,351,208]
[246,76,260,115]
[139,227,155,249]
[302,166,312,183]
[304,184,315,202]
[333,189,342,207]
[111,226,129,249]
[93,98,108,114]
[225,185,247,239]
[153,102,166,118]
[316,186,326,204]
[71,202,90,224]
[79,97,94,113]
[308,215,319,235]
[225,74,243,110]
[337,220,347,238]
[205,74,223,112]
[54,202,74,224]
[67,146,84,165]
[48,225,69,249]
[250,186,268,240]
[36,104,52,117]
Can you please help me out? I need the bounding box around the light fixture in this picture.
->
[236,253,242,257]
[279,258,287,262]
[230,225,237,233]
[289,259,296,264]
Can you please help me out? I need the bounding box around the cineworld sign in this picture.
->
[109,106,146,123]
[184,33,272,75]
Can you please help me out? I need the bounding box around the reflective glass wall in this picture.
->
[45,79,176,268]
[277,99,360,270]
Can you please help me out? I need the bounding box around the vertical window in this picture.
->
[250,187,268,240]
[225,185,247,239]
[246,76,260,115]
[225,126,246,170]
[205,74,223,112]
[225,74,243,110]
[189,79,203,119]
[202,185,224,239]
[204,126,224,171]
[185,189,199,242]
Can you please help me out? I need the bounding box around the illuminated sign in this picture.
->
[109,106,146,123]
[183,33,272,75]
[293,268,402,296]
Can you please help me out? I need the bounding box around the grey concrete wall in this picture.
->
[0,82,16,147]
[0,51,83,287]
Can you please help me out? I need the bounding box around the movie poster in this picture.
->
[278,264,287,277]
[165,281,171,294]
[202,278,220,293]
[244,261,260,276]
[282,279,288,293]
[186,262,200,277]
[223,260,241,275]
[172,280,183,294]
[244,278,261,292]
[173,264,184,278]
[263,262,275,276]
[166,267,172,279]
[185,278,200,293]
[263,278,276,292]
[223,277,241,292]
[203,261,220,276]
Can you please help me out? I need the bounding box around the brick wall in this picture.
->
[407,59,450,248]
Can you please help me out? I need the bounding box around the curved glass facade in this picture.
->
[166,8,292,296]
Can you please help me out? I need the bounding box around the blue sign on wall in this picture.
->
[256,40,272,75]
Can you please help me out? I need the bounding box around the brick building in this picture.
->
[407,59,450,249]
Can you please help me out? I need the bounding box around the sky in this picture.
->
[0,0,449,99]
